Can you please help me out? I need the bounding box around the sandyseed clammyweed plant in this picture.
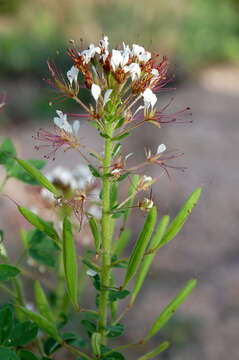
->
[0,36,201,360]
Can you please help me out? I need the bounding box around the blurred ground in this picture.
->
[0,65,239,359]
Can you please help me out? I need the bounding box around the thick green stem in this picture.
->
[98,123,113,342]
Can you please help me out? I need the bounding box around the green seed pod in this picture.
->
[123,174,140,226]
[18,206,61,248]
[63,217,78,310]
[122,206,157,289]
[17,307,60,342]
[138,341,170,360]
[145,279,197,341]
[113,229,131,257]
[160,187,201,247]
[89,217,101,253]
[91,332,101,357]
[34,281,55,324]
[16,158,60,197]
[130,215,170,305]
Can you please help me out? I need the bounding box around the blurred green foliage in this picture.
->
[0,0,238,79]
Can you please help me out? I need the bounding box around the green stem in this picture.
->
[98,123,113,342]
[0,174,9,194]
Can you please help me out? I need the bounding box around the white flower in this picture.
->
[73,164,93,189]
[103,89,113,107]
[142,175,153,184]
[100,36,109,51]
[142,88,157,110]
[54,110,72,133]
[132,44,145,57]
[110,50,123,71]
[157,144,166,154]
[81,44,101,64]
[91,83,101,102]
[138,51,151,63]
[124,63,141,81]
[67,66,79,85]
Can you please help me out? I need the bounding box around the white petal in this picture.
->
[143,88,157,109]
[91,83,101,102]
[125,152,134,160]
[87,269,97,277]
[157,144,166,154]
[110,49,123,71]
[67,66,79,84]
[124,63,141,81]
[73,120,80,136]
[54,115,72,133]
[132,44,145,57]
[103,89,113,106]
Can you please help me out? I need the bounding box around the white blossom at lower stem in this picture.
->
[157,144,166,154]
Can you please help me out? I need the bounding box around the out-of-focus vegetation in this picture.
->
[0,0,239,79]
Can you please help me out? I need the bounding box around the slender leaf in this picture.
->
[88,165,101,178]
[130,216,170,305]
[34,281,55,324]
[18,207,60,248]
[112,143,122,158]
[138,341,170,360]
[17,307,60,342]
[15,158,60,196]
[10,159,46,186]
[160,188,201,247]
[0,137,16,170]
[63,217,78,309]
[145,279,197,341]
[122,207,157,289]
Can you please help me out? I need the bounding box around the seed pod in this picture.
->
[91,332,101,357]
[89,217,101,253]
[123,174,140,226]
[113,229,131,257]
[16,158,60,197]
[145,278,197,341]
[130,215,170,305]
[34,281,55,324]
[63,217,78,310]
[17,306,60,342]
[18,206,61,248]
[122,206,157,289]
[138,341,170,360]
[160,187,201,247]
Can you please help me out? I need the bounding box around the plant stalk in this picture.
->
[98,122,113,342]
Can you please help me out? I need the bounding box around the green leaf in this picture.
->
[0,137,16,171]
[19,207,60,248]
[62,217,78,309]
[113,229,131,257]
[112,132,130,141]
[15,158,60,197]
[27,229,58,268]
[89,217,101,253]
[122,207,157,289]
[138,341,169,360]
[106,323,124,338]
[117,172,130,182]
[18,349,39,360]
[10,159,46,186]
[0,264,20,282]
[34,281,55,324]
[112,143,122,158]
[17,307,60,342]
[123,174,139,225]
[104,352,125,360]
[91,332,101,357]
[88,165,101,178]
[81,320,96,336]
[110,182,118,209]
[10,321,38,346]
[160,187,201,246]
[108,290,130,302]
[0,307,13,345]
[0,347,19,360]
[130,215,170,305]
[62,332,88,348]
[145,279,197,341]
